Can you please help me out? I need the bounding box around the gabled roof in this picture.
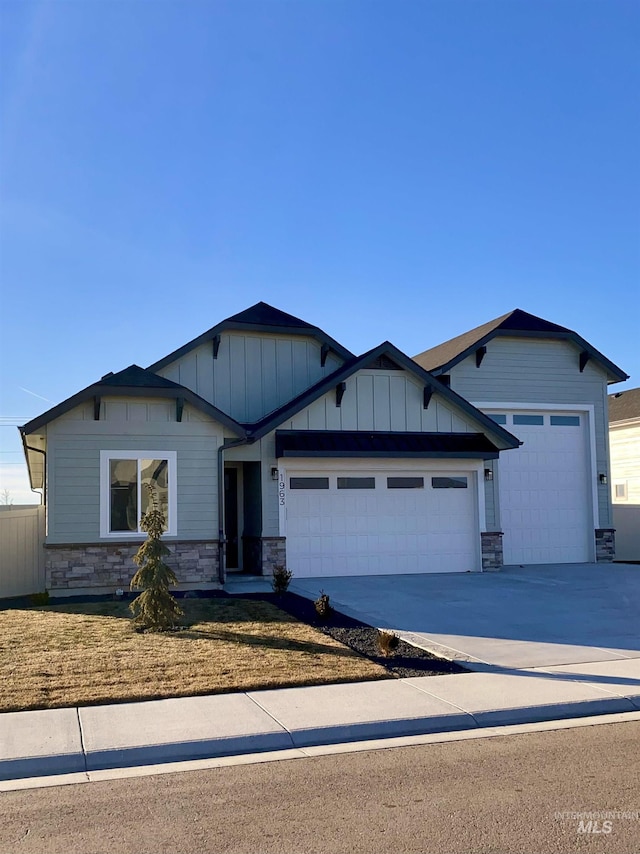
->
[609,387,640,424]
[413,309,629,383]
[247,341,521,449]
[20,365,246,437]
[147,301,354,372]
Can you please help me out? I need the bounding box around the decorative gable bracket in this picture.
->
[93,396,101,421]
[423,387,433,410]
[336,381,347,407]
[321,343,330,367]
[212,335,221,359]
[579,351,590,373]
[475,346,487,368]
[176,397,185,423]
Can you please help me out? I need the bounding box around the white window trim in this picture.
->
[100,450,177,538]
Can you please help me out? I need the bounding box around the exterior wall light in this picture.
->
[599,473,608,485]
[271,467,279,481]
[484,468,493,482]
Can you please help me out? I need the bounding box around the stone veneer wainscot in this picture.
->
[44,541,220,590]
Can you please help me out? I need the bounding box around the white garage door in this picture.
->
[283,469,479,578]
[493,411,592,564]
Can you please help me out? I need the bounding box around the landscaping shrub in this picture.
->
[130,508,183,631]
[314,591,332,620]
[377,630,400,658]
[271,564,293,595]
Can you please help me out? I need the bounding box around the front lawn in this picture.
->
[0,597,390,713]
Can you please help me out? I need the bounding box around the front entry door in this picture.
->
[224,468,239,569]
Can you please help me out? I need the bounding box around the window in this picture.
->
[432,476,468,489]
[387,477,424,489]
[289,477,329,490]
[614,481,628,501]
[100,451,176,537]
[550,415,581,427]
[513,414,544,425]
[488,414,507,425]
[337,477,375,489]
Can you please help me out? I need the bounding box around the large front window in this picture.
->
[100,451,176,536]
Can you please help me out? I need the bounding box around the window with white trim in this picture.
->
[100,451,177,537]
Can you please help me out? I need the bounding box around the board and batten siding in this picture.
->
[448,336,611,529]
[46,398,223,544]
[157,332,344,423]
[610,423,640,504]
[259,368,495,537]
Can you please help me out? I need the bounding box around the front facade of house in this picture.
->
[20,304,627,594]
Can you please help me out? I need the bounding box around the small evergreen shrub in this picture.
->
[377,630,400,658]
[314,590,332,620]
[130,508,183,631]
[271,564,293,595]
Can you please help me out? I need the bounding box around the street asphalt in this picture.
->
[2,563,639,784]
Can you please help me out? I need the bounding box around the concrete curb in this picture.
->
[2,666,639,782]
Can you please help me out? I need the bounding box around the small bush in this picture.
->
[30,590,49,607]
[271,565,293,595]
[377,630,400,658]
[314,590,332,620]
[130,508,183,631]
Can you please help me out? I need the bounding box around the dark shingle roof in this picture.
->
[20,365,246,437]
[413,308,628,382]
[148,301,354,371]
[609,387,640,423]
[275,430,502,459]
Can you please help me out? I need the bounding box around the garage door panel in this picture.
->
[285,469,479,577]
[498,413,591,565]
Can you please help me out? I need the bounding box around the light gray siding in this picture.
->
[46,399,223,544]
[448,337,612,528]
[157,332,344,423]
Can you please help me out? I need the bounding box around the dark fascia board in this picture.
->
[21,383,246,437]
[279,450,499,460]
[147,320,354,373]
[427,328,629,383]
[250,341,521,449]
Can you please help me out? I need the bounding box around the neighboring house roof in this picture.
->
[609,387,640,424]
[248,340,521,449]
[20,364,246,437]
[413,308,629,382]
[147,301,355,372]
[276,430,503,459]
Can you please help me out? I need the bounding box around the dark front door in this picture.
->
[224,468,239,569]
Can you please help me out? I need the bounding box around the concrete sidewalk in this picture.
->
[3,660,640,783]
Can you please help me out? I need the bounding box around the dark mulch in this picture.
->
[235,590,468,679]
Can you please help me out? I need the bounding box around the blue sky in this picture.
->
[1,0,638,502]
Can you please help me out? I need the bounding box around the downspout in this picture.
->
[217,437,252,584]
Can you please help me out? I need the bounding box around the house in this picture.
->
[413,309,628,565]
[608,387,640,562]
[20,303,627,595]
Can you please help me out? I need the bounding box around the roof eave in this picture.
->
[147,320,354,373]
[425,328,629,383]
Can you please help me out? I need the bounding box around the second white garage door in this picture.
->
[492,411,592,564]
[283,468,479,578]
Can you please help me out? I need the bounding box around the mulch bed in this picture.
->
[235,590,468,679]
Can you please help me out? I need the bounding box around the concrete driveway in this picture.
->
[290,564,640,669]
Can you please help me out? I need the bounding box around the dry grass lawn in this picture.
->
[0,598,389,712]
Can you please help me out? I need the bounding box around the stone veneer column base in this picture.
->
[260,537,287,577]
[595,528,615,562]
[45,541,221,591]
[481,531,504,571]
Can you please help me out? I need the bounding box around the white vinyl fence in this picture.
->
[0,506,46,598]
[613,505,640,563]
